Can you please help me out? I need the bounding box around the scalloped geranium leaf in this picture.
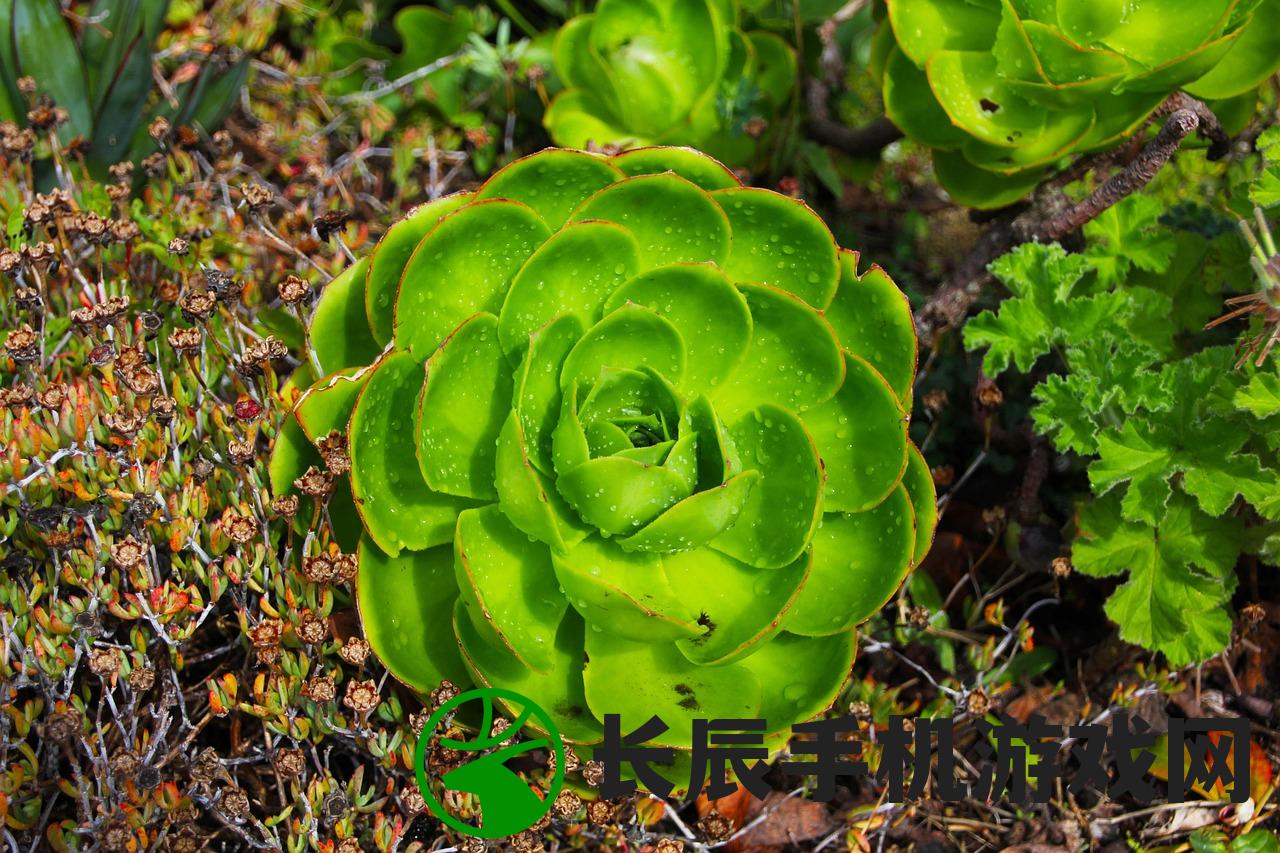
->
[1074,492,1241,666]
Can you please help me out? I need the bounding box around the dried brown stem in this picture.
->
[918,106,1202,343]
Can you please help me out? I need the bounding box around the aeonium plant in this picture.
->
[544,0,795,168]
[875,0,1280,207]
[270,146,936,792]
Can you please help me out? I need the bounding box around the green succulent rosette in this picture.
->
[270,147,936,791]
[875,0,1280,207]
[544,0,795,167]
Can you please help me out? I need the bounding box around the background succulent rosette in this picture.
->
[875,0,1280,207]
[270,146,936,789]
[544,0,795,167]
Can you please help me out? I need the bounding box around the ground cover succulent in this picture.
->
[270,145,936,791]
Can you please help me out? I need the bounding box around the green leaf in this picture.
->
[582,631,762,748]
[557,456,694,536]
[569,173,730,270]
[559,304,686,391]
[312,258,381,375]
[824,250,917,407]
[963,242,1122,375]
[786,487,916,635]
[610,146,740,190]
[296,368,369,443]
[666,546,809,665]
[1235,366,1280,418]
[803,353,908,513]
[901,443,938,566]
[498,221,640,362]
[712,187,839,308]
[619,471,760,553]
[1082,195,1177,287]
[349,351,481,555]
[357,536,472,693]
[512,315,584,476]
[735,631,856,735]
[494,412,590,552]
[711,283,845,419]
[553,536,701,641]
[366,192,473,346]
[455,603,604,744]
[477,148,623,231]
[394,200,550,358]
[12,0,92,139]
[1074,492,1241,666]
[417,313,512,500]
[711,404,824,569]
[602,263,751,395]
[454,505,567,673]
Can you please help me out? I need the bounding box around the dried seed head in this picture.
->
[323,792,350,818]
[339,636,371,666]
[270,495,299,518]
[111,536,146,570]
[0,248,21,273]
[273,747,307,777]
[249,618,284,649]
[981,506,1007,527]
[297,612,327,645]
[211,129,232,154]
[548,745,580,775]
[105,409,146,438]
[111,218,141,242]
[88,647,121,676]
[1,383,33,408]
[222,510,259,545]
[296,466,333,498]
[192,456,215,482]
[21,241,56,268]
[343,678,380,714]
[142,151,167,177]
[401,788,427,815]
[242,183,274,211]
[303,673,336,703]
[580,760,605,788]
[464,127,492,147]
[150,395,177,424]
[168,326,203,353]
[110,751,140,778]
[45,709,81,742]
[848,700,872,720]
[510,831,543,853]
[128,667,156,692]
[655,840,685,853]
[170,829,201,853]
[220,787,251,820]
[302,553,336,584]
[333,552,357,583]
[227,438,255,465]
[109,161,135,182]
[278,274,313,305]
[148,116,172,143]
[429,679,461,710]
[5,324,39,362]
[37,383,67,409]
[167,237,190,256]
[975,375,1003,410]
[552,790,582,818]
[409,708,431,736]
[122,366,160,396]
[178,290,217,323]
[698,809,733,842]
[16,76,36,96]
[923,388,949,415]
[318,431,350,475]
[965,688,991,716]
[1051,556,1072,578]
[1242,602,1267,627]
[176,125,199,148]
[97,819,132,852]
[27,99,68,132]
[585,798,614,823]
[907,605,931,629]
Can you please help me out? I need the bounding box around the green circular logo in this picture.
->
[413,687,565,839]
